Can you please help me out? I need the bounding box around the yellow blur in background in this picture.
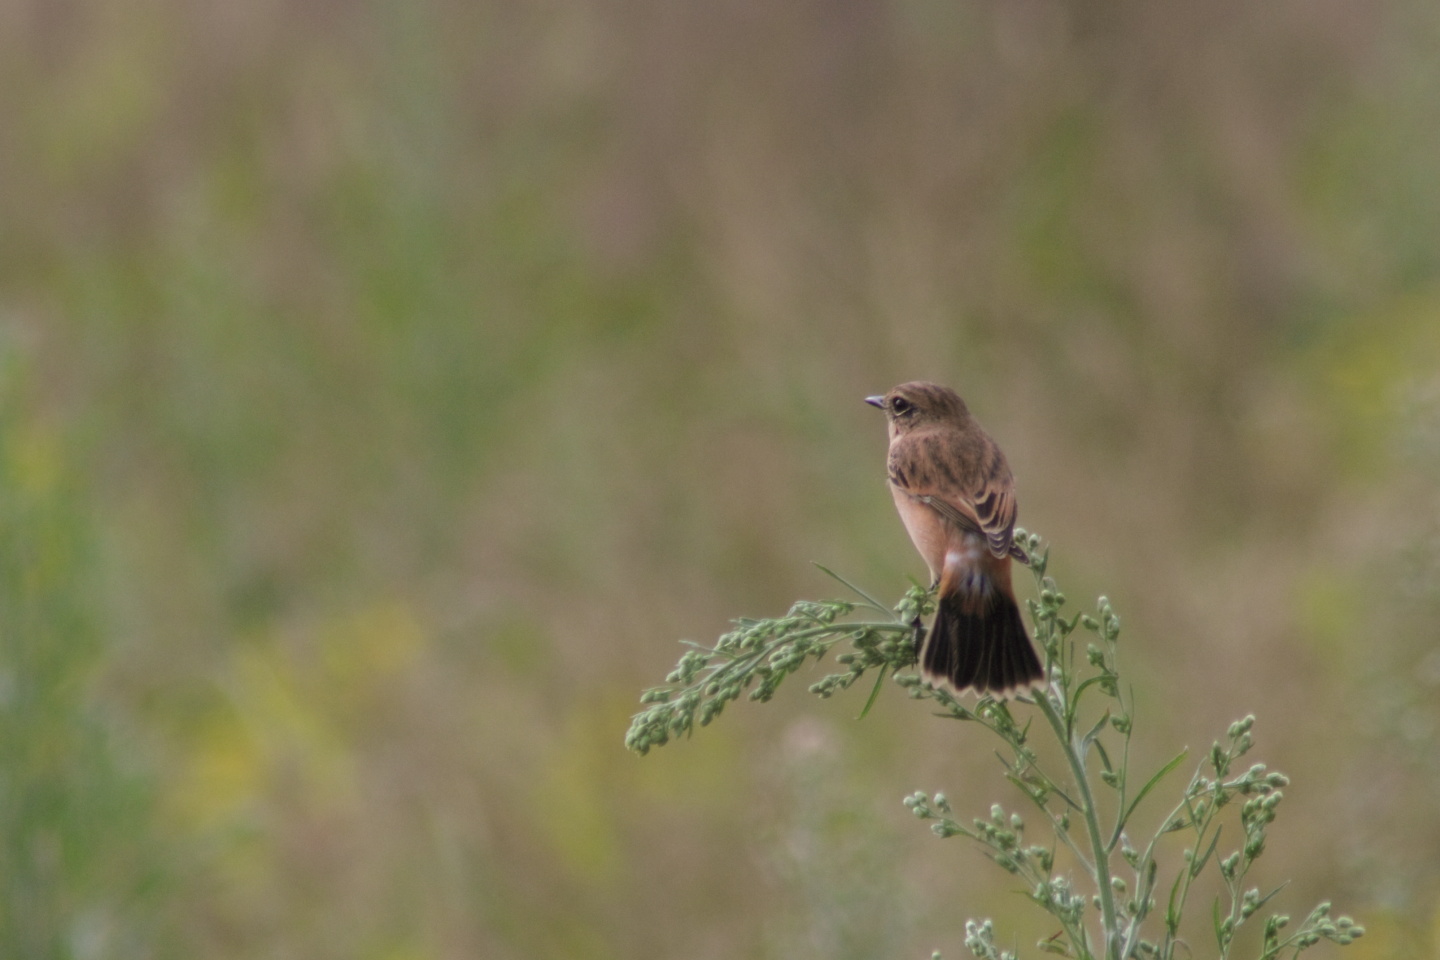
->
[2,0,1440,956]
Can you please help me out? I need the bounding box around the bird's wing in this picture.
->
[970,481,1028,564]
[888,434,1028,564]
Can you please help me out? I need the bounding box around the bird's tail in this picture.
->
[923,586,1044,697]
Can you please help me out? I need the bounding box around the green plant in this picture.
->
[626,531,1363,959]
[0,351,169,958]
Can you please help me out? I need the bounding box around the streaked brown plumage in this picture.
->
[866,382,1043,696]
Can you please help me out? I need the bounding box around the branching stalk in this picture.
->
[626,531,1364,960]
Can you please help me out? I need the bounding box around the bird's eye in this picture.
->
[890,396,912,415]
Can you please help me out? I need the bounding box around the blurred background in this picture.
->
[3,0,1439,956]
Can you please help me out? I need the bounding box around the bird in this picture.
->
[866,381,1044,696]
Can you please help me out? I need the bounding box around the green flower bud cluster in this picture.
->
[1034,875,1085,928]
[1279,902,1364,950]
[894,582,936,625]
[811,621,920,700]
[626,578,928,754]
[962,919,1016,960]
[904,791,965,840]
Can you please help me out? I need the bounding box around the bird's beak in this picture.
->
[864,395,886,409]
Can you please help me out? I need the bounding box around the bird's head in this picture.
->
[865,381,969,436]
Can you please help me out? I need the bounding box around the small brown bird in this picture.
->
[866,382,1044,696]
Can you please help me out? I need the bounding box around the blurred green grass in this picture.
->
[3,0,1440,956]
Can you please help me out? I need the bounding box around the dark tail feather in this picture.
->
[923,589,1043,696]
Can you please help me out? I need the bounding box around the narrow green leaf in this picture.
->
[1252,882,1289,915]
[1037,934,1070,954]
[1191,826,1223,879]
[856,665,890,720]
[1004,771,1049,808]
[1093,738,1115,775]
[1119,750,1189,830]
[813,563,895,618]
[1082,709,1112,751]
[1072,674,1113,713]
[1046,784,1082,812]
[1165,868,1185,935]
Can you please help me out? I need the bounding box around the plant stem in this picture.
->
[698,621,910,675]
[1036,687,1120,960]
